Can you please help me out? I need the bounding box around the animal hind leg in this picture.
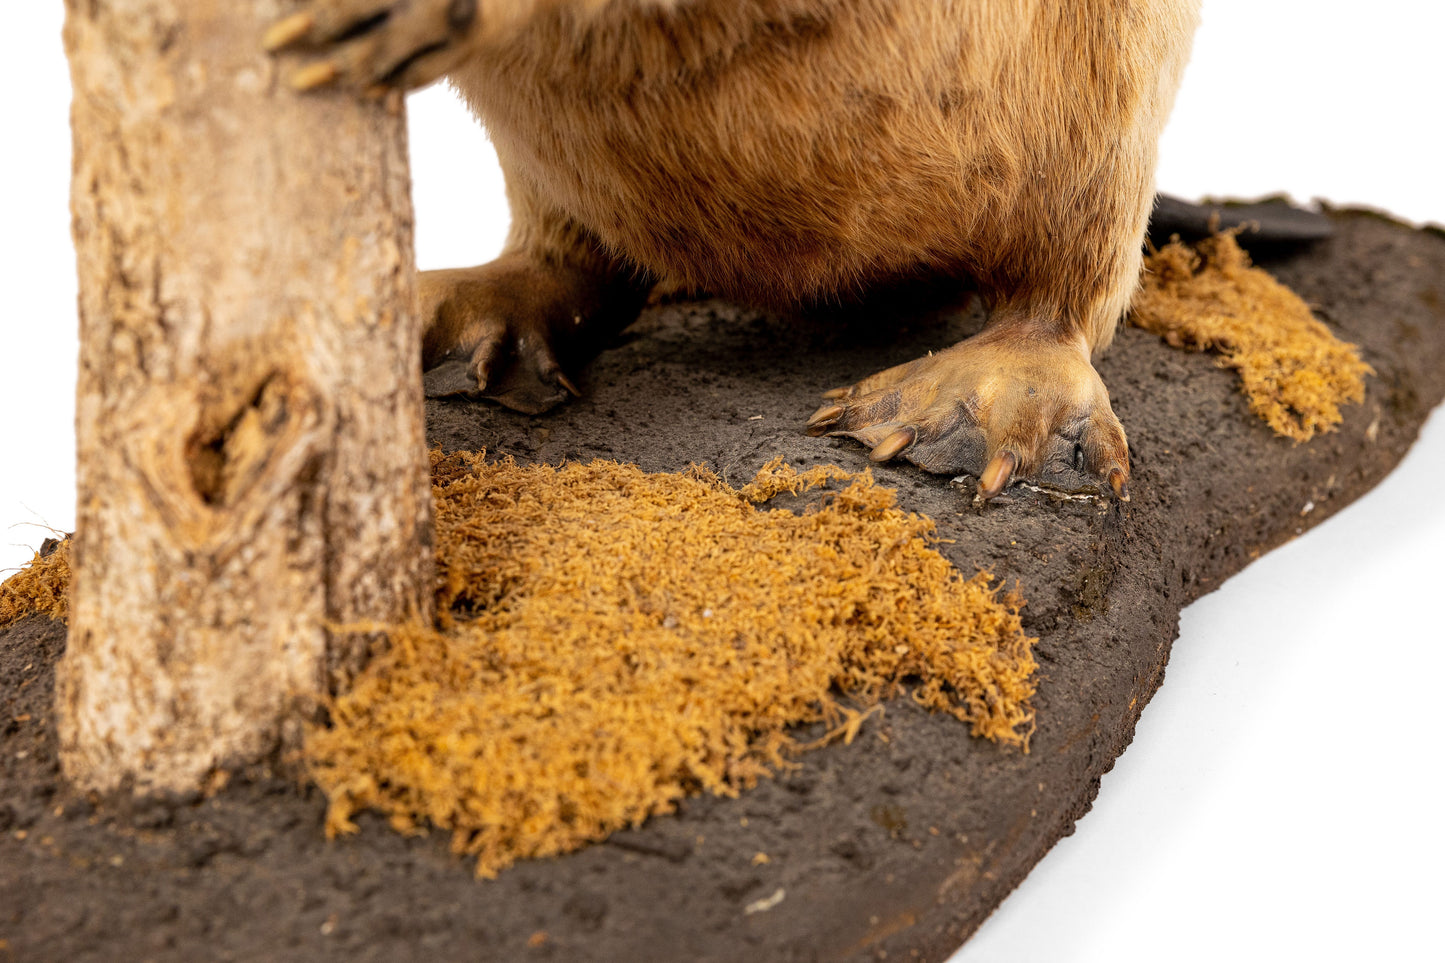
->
[808,188,1151,499]
[807,0,1196,500]
[808,181,1150,500]
[807,148,1159,500]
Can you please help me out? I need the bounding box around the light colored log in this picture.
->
[57,0,433,794]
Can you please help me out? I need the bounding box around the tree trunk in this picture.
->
[57,0,434,795]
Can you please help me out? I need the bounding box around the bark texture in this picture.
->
[57,0,433,794]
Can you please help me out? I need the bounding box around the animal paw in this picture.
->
[807,327,1130,502]
[264,0,482,94]
[419,257,626,415]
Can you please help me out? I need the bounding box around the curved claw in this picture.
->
[289,61,339,91]
[806,404,845,433]
[869,427,916,463]
[264,13,315,52]
[554,370,582,398]
[467,331,506,393]
[1109,468,1130,502]
[265,0,479,96]
[977,450,1018,501]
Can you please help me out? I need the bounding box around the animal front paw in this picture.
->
[807,325,1130,502]
[264,0,483,93]
[418,256,642,416]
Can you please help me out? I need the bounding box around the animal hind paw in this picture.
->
[807,326,1130,503]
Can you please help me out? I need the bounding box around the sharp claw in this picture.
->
[263,12,314,52]
[977,450,1018,501]
[1109,468,1131,502]
[290,61,339,91]
[467,334,505,394]
[806,404,845,430]
[554,371,582,398]
[821,387,851,400]
[869,427,916,463]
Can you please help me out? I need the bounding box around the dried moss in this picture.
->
[0,454,1036,879]
[0,539,70,629]
[1132,231,1371,441]
[306,451,1036,878]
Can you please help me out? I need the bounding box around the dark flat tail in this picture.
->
[1148,193,1334,253]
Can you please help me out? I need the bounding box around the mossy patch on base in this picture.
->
[0,456,1036,881]
[0,539,69,629]
[306,452,1036,877]
[1132,231,1371,441]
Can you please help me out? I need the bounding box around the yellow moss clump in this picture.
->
[1132,231,1371,441]
[0,540,70,629]
[306,451,1037,878]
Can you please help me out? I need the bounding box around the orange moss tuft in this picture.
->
[305,451,1037,878]
[0,540,70,629]
[1132,231,1371,441]
[0,455,1036,878]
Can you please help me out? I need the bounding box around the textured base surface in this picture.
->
[2,211,1443,962]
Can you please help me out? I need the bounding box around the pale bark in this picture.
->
[57,0,434,794]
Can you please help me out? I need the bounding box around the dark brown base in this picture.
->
[3,210,1443,962]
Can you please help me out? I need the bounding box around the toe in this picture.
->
[815,383,908,437]
[806,371,988,475]
[477,333,573,415]
[977,450,1018,500]
[1032,410,1130,497]
[894,403,987,475]
[532,341,582,398]
[847,355,931,399]
[1080,409,1130,500]
[289,60,340,90]
[266,2,393,55]
[467,330,506,393]
[868,427,917,463]
[268,0,475,93]
[805,382,915,454]
[552,370,582,398]
[806,404,846,433]
[264,12,320,52]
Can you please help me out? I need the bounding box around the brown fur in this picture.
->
[272,0,1201,490]
[450,0,1196,348]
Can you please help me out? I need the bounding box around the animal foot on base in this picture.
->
[418,261,593,415]
[418,256,647,416]
[264,0,481,94]
[808,325,1130,503]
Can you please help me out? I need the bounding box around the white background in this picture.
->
[2,4,1441,961]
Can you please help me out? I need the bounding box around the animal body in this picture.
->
[267,0,1201,499]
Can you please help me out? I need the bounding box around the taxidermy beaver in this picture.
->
[266,0,1202,500]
